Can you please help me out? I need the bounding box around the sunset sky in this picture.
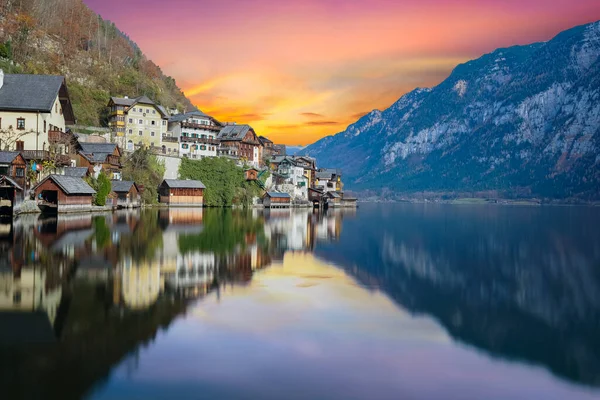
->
[84,0,600,145]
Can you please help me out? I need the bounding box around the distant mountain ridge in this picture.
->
[303,21,600,200]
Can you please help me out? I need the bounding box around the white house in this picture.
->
[166,110,221,159]
[0,70,75,154]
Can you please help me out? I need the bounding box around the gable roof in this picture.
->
[111,180,137,193]
[258,136,273,145]
[218,124,255,141]
[78,142,118,155]
[0,74,62,113]
[161,179,206,189]
[109,96,168,118]
[0,151,21,164]
[35,175,96,195]
[63,167,88,178]
[0,175,23,191]
[266,192,291,198]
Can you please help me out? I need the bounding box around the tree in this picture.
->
[122,147,165,204]
[0,126,35,150]
[86,171,111,206]
[178,157,261,207]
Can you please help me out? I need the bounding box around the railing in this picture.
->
[19,150,71,166]
[48,130,72,144]
[180,136,220,145]
[162,135,178,143]
[181,122,221,131]
[107,155,121,166]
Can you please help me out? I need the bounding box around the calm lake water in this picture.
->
[1,204,600,400]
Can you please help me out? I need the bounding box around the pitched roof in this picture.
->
[258,136,273,144]
[63,167,88,178]
[35,175,96,195]
[111,180,136,193]
[0,74,64,113]
[316,171,333,179]
[0,151,21,164]
[266,192,291,198]
[218,124,253,141]
[327,192,341,198]
[79,142,118,154]
[0,175,23,191]
[110,96,169,118]
[162,179,206,189]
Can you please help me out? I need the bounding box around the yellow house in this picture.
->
[108,95,169,152]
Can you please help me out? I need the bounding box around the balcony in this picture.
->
[20,150,71,166]
[180,136,220,145]
[48,130,72,144]
[107,155,121,166]
[181,122,221,132]
[162,135,178,143]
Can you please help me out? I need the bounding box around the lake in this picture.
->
[1,204,599,400]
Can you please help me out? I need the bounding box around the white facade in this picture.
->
[0,95,67,151]
[167,113,220,159]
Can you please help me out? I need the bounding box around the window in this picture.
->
[152,110,156,114]
[146,109,150,113]
[15,168,24,177]
[182,144,189,149]
[151,120,155,126]
[128,129,133,134]
[151,132,155,137]
[44,120,47,132]
[200,145,206,151]
[55,103,58,113]
[129,118,133,123]
[139,131,143,136]
[17,118,25,130]
[138,119,143,124]
[162,120,166,126]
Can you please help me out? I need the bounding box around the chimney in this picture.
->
[0,69,4,90]
[124,95,129,99]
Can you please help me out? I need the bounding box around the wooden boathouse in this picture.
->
[33,175,96,213]
[263,192,291,208]
[159,179,205,206]
[111,180,141,208]
[0,176,23,215]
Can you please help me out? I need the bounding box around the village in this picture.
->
[0,70,356,215]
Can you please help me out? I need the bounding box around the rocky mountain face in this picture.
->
[303,21,600,200]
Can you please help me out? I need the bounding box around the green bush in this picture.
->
[178,157,262,207]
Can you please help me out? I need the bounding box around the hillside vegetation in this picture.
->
[0,0,193,126]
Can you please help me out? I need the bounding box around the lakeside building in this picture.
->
[0,71,75,172]
[75,142,122,180]
[315,168,343,193]
[107,96,169,151]
[158,179,206,206]
[217,124,263,167]
[111,180,141,209]
[33,174,96,213]
[165,110,222,159]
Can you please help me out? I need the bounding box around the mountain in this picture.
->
[303,21,600,201]
[0,0,193,126]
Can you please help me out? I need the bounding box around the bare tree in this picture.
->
[0,126,36,151]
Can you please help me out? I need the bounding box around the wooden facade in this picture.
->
[0,176,23,214]
[0,152,27,193]
[245,168,259,181]
[263,192,291,208]
[159,179,205,206]
[33,175,96,213]
[112,181,141,208]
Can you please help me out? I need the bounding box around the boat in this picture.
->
[38,200,58,214]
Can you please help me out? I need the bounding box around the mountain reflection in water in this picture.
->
[0,204,599,400]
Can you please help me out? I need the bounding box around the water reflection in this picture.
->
[0,207,352,399]
[0,204,599,399]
